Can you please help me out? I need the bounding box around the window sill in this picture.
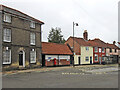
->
[3,40,11,43]
[30,44,36,46]
[30,27,36,29]
[30,61,36,64]
[94,60,98,62]
[3,21,12,24]
[3,62,11,65]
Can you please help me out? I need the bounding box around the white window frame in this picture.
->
[95,54,98,61]
[102,48,104,53]
[30,21,35,28]
[86,47,89,51]
[3,28,11,42]
[85,56,89,62]
[3,13,11,23]
[99,48,101,53]
[95,47,98,52]
[30,33,36,45]
[3,49,11,64]
[30,49,36,63]
[102,55,104,61]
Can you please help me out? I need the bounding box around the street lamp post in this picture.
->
[73,22,78,67]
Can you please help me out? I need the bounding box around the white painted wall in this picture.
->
[74,55,81,65]
[45,55,70,61]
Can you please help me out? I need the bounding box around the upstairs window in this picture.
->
[115,49,117,53]
[3,13,11,23]
[30,49,36,63]
[3,47,11,64]
[102,48,104,53]
[30,21,35,28]
[95,47,98,52]
[30,33,35,45]
[110,48,112,53]
[3,28,11,42]
[86,47,89,51]
[99,48,101,53]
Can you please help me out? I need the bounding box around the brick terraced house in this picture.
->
[42,42,73,67]
[88,38,107,64]
[65,30,119,65]
[0,5,44,71]
[65,30,94,65]
[106,42,119,56]
[88,39,119,64]
[105,42,119,63]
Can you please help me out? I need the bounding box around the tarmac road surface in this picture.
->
[2,65,119,88]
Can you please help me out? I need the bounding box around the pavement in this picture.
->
[2,64,119,88]
[2,64,119,76]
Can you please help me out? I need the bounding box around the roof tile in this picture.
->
[42,42,73,55]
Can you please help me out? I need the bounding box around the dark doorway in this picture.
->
[19,51,23,66]
[78,57,81,65]
[42,55,45,67]
[90,56,92,64]
[70,56,73,64]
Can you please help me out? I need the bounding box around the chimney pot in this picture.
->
[83,30,88,40]
[113,41,116,45]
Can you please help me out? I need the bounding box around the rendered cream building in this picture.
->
[65,30,93,65]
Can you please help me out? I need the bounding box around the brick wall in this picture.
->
[65,38,81,55]
[45,55,70,66]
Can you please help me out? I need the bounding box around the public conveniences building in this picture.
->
[42,42,73,66]
[65,30,94,65]
[0,5,44,71]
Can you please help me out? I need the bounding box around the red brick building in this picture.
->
[88,39,107,64]
[42,42,73,66]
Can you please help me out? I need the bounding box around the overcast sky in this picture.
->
[0,0,119,44]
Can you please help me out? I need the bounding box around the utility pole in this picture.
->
[73,22,78,67]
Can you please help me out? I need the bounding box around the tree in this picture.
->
[48,27,66,44]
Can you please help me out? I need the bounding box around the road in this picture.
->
[2,65,119,88]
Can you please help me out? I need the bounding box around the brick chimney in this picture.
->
[83,30,88,41]
[113,41,116,45]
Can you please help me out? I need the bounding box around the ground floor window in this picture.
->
[85,56,89,61]
[3,48,11,64]
[95,54,98,61]
[30,49,36,63]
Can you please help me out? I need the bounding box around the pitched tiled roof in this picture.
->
[88,38,108,48]
[89,38,119,49]
[106,43,119,49]
[0,4,44,24]
[42,42,73,55]
[69,37,92,46]
[67,36,119,49]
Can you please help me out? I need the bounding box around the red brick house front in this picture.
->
[42,42,73,66]
[88,39,107,64]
